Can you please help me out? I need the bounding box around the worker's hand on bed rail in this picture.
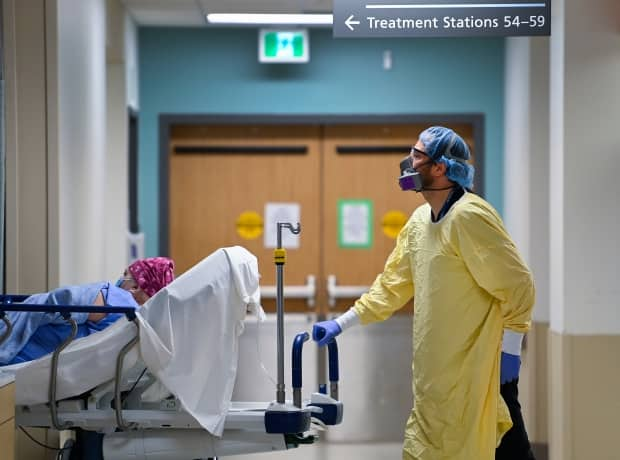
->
[312,320,342,347]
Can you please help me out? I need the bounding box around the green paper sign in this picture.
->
[338,199,373,249]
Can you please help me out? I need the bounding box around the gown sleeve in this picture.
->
[353,220,415,324]
[453,202,535,333]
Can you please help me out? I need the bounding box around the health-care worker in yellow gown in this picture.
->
[313,126,536,460]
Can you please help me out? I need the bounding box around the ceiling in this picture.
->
[123,0,334,26]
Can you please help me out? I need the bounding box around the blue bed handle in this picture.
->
[265,332,313,434]
[295,332,343,426]
[0,294,30,303]
[292,332,309,408]
[327,340,339,384]
[291,331,340,405]
[292,332,309,389]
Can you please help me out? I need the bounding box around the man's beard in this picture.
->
[420,169,434,189]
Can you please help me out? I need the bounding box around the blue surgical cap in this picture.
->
[419,126,475,190]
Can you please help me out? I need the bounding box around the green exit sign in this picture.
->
[259,29,309,63]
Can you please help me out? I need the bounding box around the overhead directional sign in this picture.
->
[333,0,551,38]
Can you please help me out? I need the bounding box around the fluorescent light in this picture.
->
[206,13,333,26]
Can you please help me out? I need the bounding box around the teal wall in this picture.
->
[139,28,504,256]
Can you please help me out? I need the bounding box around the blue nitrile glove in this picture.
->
[312,320,342,347]
[500,352,521,384]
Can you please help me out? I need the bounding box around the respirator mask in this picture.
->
[398,156,424,192]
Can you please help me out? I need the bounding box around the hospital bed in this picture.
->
[0,243,343,459]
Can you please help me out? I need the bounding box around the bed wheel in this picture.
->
[68,428,103,460]
[59,438,74,460]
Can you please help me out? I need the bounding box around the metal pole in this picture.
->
[274,222,300,405]
[49,317,78,430]
[276,248,285,404]
[115,319,140,430]
[0,314,12,346]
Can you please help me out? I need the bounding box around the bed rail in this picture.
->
[0,301,139,430]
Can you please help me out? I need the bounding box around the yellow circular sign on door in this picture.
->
[381,210,408,239]
[236,211,263,240]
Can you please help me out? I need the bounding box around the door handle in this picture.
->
[327,275,369,308]
[260,275,316,308]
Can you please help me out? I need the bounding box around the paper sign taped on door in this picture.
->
[264,203,301,249]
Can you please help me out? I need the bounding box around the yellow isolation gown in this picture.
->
[352,192,535,460]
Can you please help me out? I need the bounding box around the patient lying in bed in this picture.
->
[0,257,175,366]
[6,246,263,437]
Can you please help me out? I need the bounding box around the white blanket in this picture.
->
[6,246,264,437]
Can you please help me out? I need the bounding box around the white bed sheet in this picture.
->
[4,246,264,437]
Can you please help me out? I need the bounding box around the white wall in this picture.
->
[104,0,130,279]
[57,0,135,283]
[549,0,565,333]
[4,0,133,288]
[527,38,550,325]
[504,37,550,324]
[503,36,551,442]
[504,38,531,259]
[124,12,139,111]
[3,0,54,292]
[58,0,107,284]
[550,0,620,334]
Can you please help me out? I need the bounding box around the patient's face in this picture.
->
[119,270,150,305]
[118,270,139,291]
[132,289,150,305]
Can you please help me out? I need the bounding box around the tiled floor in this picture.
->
[230,441,548,460]
[231,442,403,459]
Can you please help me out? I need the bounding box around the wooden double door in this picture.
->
[169,122,475,315]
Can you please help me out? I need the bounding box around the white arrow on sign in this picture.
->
[345,14,360,31]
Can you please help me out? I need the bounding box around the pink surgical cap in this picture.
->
[128,257,175,298]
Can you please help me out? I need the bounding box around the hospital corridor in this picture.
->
[0,0,619,459]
